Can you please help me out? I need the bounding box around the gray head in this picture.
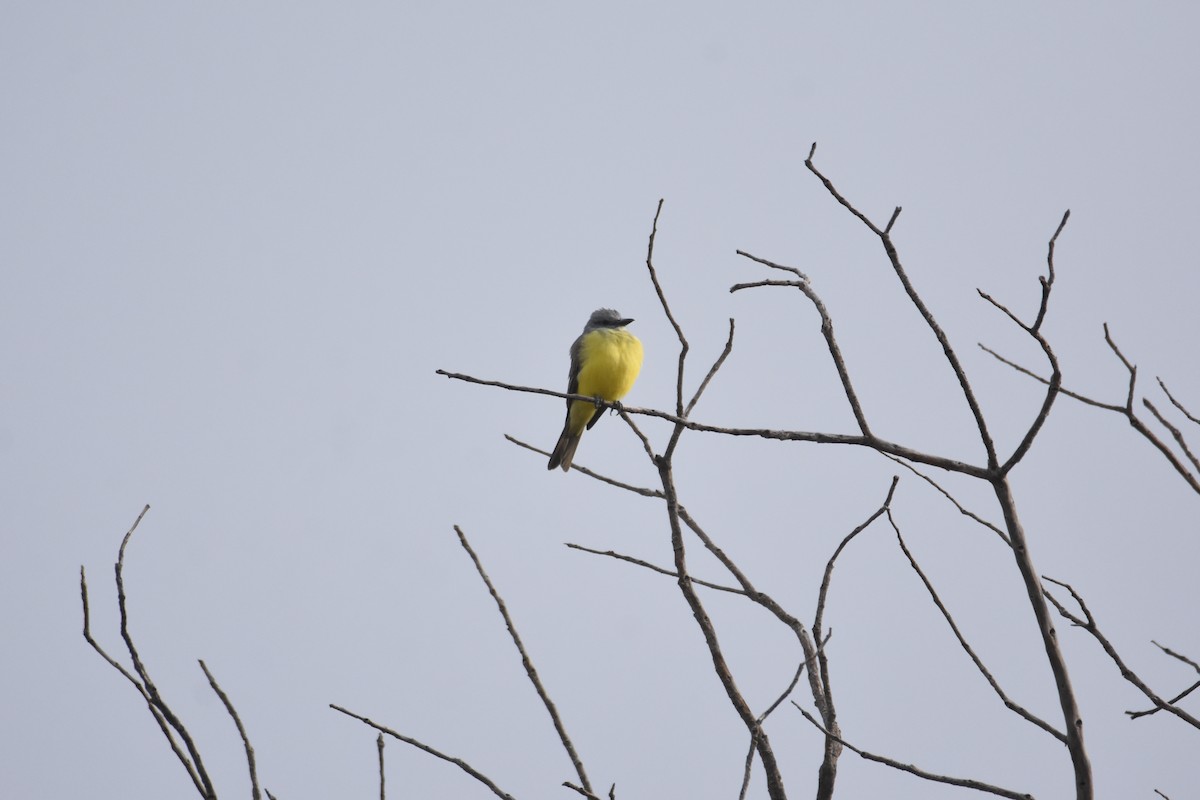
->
[584,307,634,332]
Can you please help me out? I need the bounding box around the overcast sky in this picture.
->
[3,3,1198,799]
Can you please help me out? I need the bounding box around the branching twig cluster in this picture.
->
[84,146,1194,800]
[1042,577,1200,730]
[81,505,267,800]
[981,330,1200,495]
[437,146,1099,798]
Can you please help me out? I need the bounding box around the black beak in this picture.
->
[619,318,634,326]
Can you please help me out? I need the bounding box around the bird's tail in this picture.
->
[547,427,582,472]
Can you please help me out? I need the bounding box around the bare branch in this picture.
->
[81,506,216,799]
[684,318,735,418]
[884,205,903,234]
[887,510,1064,742]
[1042,577,1200,730]
[977,289,1028,332]
[504,434,663,498]
[1127,679,1200,721]
[113,510,216,800]
[563,781,616,800]
[652,450,789,798]
[643,199,688,417]
[733,250,871,437]
[81,564,206,798]
[1158,377,1200,425]
[806,477,898,796]
[564,543,745,596]
[1153,641,1200,674]
[739,644,828,800]
[733,247,810,281]
[978,346,1121,411]
[1126,640,1200,719]
[977,213,1068,476]
[1031,210,1069,334]
[1143,399,1200,474]
[813,478,897,644]
[378,734,386,800]
[992,481,1092,798]
[794,705,1035,800]
[980,341,1200,494]
[453,526,592,793]
[330,704,517,800]
[805,145,999,470]
[439,370,991,478]
[199,659,262,800]
[616,408,657,465]
[880,453,1010,545]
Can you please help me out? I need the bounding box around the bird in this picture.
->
[547,308,644,471]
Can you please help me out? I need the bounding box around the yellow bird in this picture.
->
[547,308,644,471]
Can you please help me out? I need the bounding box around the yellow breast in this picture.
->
[576,327,644,402]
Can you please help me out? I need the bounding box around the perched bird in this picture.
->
[547,308,644,471]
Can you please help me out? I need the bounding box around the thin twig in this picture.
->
[676,504,839,797]
[330,704,517,800]
[81,505,216,799]
[1153,641,1200,673]
[1127,679,1200,720]
[1032,210,1069,334]
[1143,399,1200,474]
[80,565,206,798]
[504,435,663,498]
[739,648,823,800]
[453,526,592,793]
[887,511,1064,742]
[616,408,657,464]
[378,734,386,800]
[564,543,745,596]
[981,333,1200,494]
[880,453,1010,544]
[1158,377,1200,425]
[794,705,1034,800]
[805,143,998,470]
[978,213,1067,476]
[812,479,898,645]
[733,250,871,437]
[684,318,735,418]
[562,782,607,800]
[809,476,898,793]
[978,346,1120,411]
[199,659,262,800]
[1042,577,1200,729]
[643,199,688,417]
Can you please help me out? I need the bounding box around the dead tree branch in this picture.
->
[639,207,791,799]
[981,332,1200,495]
[1042,578,1200,730]
[330,705,517,800]
[887,510,1064,742]
[805,142,999,470]
[377,734,386,800]
[453,525,593,794]
[794,705,1035,800]
[199,659,263,800]
[80,505,217,799]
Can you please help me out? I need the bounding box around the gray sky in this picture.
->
[3,3,1198,798]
